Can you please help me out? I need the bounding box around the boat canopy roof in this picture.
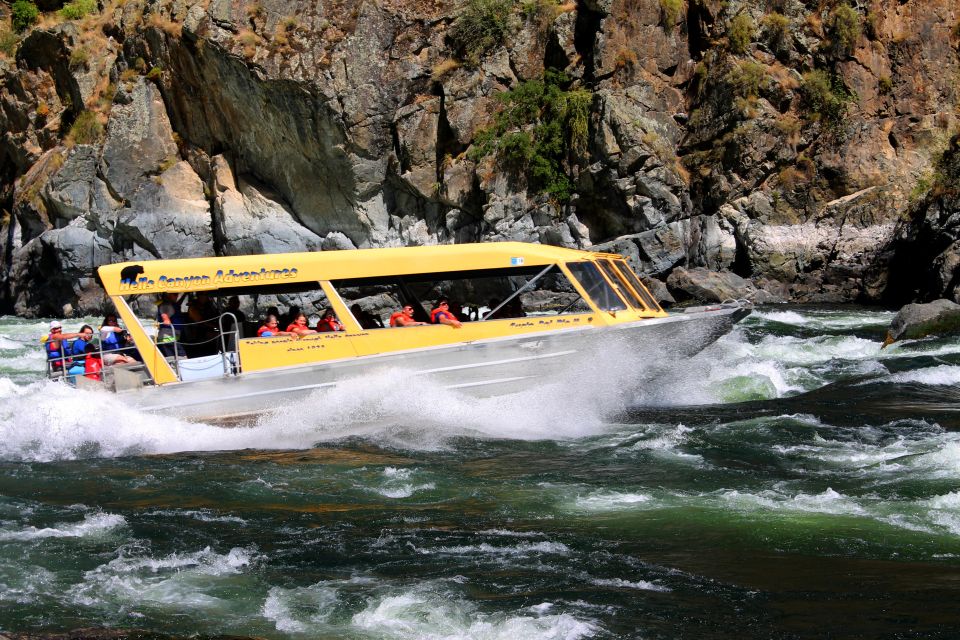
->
[99,242,621,296]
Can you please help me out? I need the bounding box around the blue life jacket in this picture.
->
[101,330,121,352]
[67,339,88,357]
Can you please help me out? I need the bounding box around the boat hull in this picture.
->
[121,304,749,423]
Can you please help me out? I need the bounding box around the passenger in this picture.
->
[43,320,84,371]
[388,304,419,327]
[65,324,95,380]
[449,301,469,323]
[157,310,186,358]
[286,313,318,336]
[257,314,296,337]
[83,343,103,381]
[430,298,462,328]
[157,292,186,329]
[99,316,138,366]
[351,303,383,329]
[185,292,219,357]
[506,297,526,318]
[389,304,428,327]
[316,308,344,332]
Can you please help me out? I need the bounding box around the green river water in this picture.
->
[1,307,959,638]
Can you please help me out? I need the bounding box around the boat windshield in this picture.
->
[565,262,628,312]
[596,259,646,310]
[611,260,662,312]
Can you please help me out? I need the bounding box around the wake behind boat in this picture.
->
[75,242,750,422]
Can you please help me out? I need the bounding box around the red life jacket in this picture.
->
[389,312,406,327]
[430,308,448,324]
[317,317,343,332]
[84,355,102,381]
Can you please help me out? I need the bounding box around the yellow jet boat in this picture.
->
[89,242,750,421]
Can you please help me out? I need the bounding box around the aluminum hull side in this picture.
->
[122,306,746,422]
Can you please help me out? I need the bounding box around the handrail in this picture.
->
[217,312,240,376]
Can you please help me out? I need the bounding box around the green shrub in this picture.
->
[878,75,892,95]
[659,0,682,30]
[68,110,103,145]
[728,13,755,54]
[829,3,861,56]
[800,69,854,130]
[449,0,516,65]
[726,60,767,99]
[59,0,98,20]
[468,70,592,202]
[12,0,39,33]
[0,29,18,56]
[146,66,162,80]
[68,46,88,69]
[761,12,789,52]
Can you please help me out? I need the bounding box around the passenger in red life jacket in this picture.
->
[257,314,297,337]
[389,304,427,327]
[430,298,462,328]
[316,308,344,332]
[83,343,103,381]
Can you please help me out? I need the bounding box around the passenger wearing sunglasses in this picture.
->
[429,298,462,328]
[389,304,427,327]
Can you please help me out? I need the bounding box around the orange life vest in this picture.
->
[389,312,406,327]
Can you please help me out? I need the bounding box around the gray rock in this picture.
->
[666,267,757,303]
[887,299,960,342]
[101,80,179,200]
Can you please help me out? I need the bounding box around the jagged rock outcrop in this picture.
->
[0,0,958,315]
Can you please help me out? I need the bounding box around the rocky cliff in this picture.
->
[0,0,958,315]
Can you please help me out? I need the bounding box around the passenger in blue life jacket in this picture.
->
[43,320,84,370]
[60,324,95,380]
[99,315,137,366]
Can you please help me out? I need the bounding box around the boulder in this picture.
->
[666,267,757,303]
[885,299,960,343]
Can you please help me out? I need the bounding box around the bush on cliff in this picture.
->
[800,69,853,131]
[728,13,755,55]
[59,0,98,20]
[448,0,516,65]
[68,110,104,145]
[829,3,861,56]
[0,29,18,57]
[12,0,39,33]
[469,70,591,202]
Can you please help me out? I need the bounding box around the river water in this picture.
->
[1,308,959,638]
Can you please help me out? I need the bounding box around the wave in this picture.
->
[883,365,960,386]
[0,512,126,542]
[263,578,598,639]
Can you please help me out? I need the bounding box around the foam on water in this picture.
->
[367,467,436,498]
[588,577,670,592]
[749,309,894,330]
[69,546,257,609]
[0,512,126,542]
[884,365,960,386]
[261,578,598,639]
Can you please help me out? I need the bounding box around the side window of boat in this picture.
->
[612,260,662,312]
[597,260,647,310]
[565,262,628,312]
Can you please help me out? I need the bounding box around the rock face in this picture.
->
[886,299,960,342]
[0,0,958,315]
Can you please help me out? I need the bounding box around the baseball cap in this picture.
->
[49,320,62,330]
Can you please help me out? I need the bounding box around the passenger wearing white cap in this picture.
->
[43,320,85,371]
